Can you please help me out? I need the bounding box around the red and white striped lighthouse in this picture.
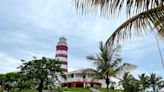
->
[55,36,68,72]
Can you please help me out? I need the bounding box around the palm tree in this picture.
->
[138,73,150,92]
[87,41,136,92]
[149,73,163,92]
[75,0,164,45]
[119,72,140,92]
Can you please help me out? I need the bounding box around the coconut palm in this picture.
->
[138,73,150,92]
[75,0,164,45]
[87,41,136,92]
[149,73,163,92]
[119,72,140,92]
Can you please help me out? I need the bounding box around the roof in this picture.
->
[60,36,66,40]
[66,68,96,75]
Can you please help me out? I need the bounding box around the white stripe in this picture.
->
[57,43,67,46]
[56,57,67,61]
[61,64,68,69]
[56,50,67,55]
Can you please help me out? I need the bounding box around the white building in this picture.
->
[63,69,101,88]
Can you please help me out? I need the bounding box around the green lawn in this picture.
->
[1,88,123,92]
[99,88,123,92]
[62,88,91,92]
[0,89,37,92]
[11,88,91,92]
[20,89,38,92]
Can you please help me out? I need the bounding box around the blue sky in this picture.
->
[0,0,164,77]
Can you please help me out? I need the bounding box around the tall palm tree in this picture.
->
[149,73,163,92]
[75,0,164,45]
[87,41,136,92]
[138,73,150,92]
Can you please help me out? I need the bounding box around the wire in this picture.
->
[153,32,164,68]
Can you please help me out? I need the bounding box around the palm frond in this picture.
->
[92,71,105,81]
[111,58,122,68]
[87,55,98,61]
[106,6,164,46]
[122,63,137,71]
[75,0,163,17]
[114,63,136,78]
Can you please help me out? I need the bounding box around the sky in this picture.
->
[0,0,164,78]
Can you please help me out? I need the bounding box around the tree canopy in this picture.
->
[18,57,66,92]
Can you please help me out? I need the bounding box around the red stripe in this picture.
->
[56,54,67,58]
[57,45,67,47]
[56,45,68,51]
[63,69,68,72]
[57,47,67,51]
[61,61,68,65]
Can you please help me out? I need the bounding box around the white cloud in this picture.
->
[0,52,21,73]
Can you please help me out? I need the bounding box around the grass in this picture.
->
[62,88,91,92]
[19,89,38,92]
[22,88,91,92]
[1,88,90,92]
[99,88,123,92]
[1,88,124,92]
[0,89,37,92]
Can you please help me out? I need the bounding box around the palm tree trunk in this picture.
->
[106,74,110,92]
[153,85,156,92]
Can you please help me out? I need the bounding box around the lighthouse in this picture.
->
[55,36,68,72]
[55,36,102,88]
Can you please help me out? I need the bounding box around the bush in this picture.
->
[0,89,3,92]
[85,86,90,89]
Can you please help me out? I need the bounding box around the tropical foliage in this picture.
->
[149,73,163,92]
[119,72,140,92]
[75,0,164,45]
[18,57,66,92]
[0,74,6,85]
[0,72,35,91]
[87,41,136,92]
[120,72,164,92]
[138,73,150,91]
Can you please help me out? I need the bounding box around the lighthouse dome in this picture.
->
[59,36,66,43]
